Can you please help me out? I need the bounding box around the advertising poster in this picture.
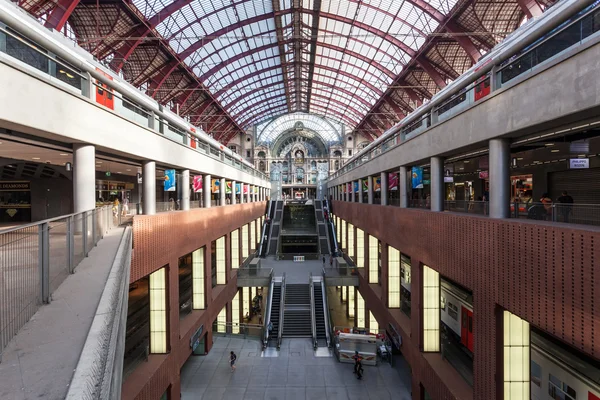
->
[235,183,241,194]
[164,169,176,192]
[353,181,359,193]
[211,179,220,194]
[347,183,351,193]
[444,164,454,183]
[193,175,203,193]
[374,176,381,192]
[411,167,423,189]
[388,173,398,191]
[226,182,232,194]
[243,184,249,194]
[362,179,368,192]
[254,186,258,194]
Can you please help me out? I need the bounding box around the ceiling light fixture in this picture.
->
[32,157,40,160]
[551,149,560,153]
[59,153,69,156]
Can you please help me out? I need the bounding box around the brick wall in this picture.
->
[122,202,266,400]
[333,201,600,400]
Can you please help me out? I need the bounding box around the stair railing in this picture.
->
[276,273,286,350]
[309,273,318,349]
[262,277,275,349]
[320,277,332,348]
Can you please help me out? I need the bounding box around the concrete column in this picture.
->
[142,160,156,215]
[430,157,444,212]
[181,169,190,211]
[381,172,388,206]
[367,176,374,204]
[231,181,237,205]
[489,138,510,218]
[357,180,362,203]
[399,166,408,208]
[220,178,226,206]
[73,144,96,213]
[204,174,211,208]
[349,183,354,202]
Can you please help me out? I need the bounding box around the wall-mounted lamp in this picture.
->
[65,162,72,171]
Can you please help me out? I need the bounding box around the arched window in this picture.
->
[257,151,266,158]
[259,161,266,172]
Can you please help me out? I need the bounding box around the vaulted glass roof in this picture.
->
[256,113,343,145]
[28,0,545,143]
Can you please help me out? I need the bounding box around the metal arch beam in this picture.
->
[517,0,543,19]
[318,11,417,58]
[383,97,407,120]
[173,83,204,112]
[302,105,360,128]
[415,56,446,89]
[223,80,286,110]
[444,20,482,63]
[240,104,289,128]
[233,94,290,121]
[305,0,321,112]
[363,120,382,140]
[272,0,293,112]
[44,0,80,30]
[231,87,286,113]
[112,0,257,71]
[220,59,381,111]
[292,0,303,110]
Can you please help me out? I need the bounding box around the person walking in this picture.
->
[329,255,333,268]
[352,351,363,379]
[229,351,237,372]
[556,191,574,223]
[322,255,326,266]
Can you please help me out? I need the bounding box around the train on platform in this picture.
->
[0,0,257,171]
[437,279,600,400]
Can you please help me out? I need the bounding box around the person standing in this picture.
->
[540,193,553,220]
[322,255,326,266]
[556,191,574,223]
[229,351,237,372]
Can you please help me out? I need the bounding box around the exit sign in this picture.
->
[105,171,111,177]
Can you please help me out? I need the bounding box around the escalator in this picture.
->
[258,200,276,257]
[313,200,331,255]
[313,282,327,347]
[267,200,284,256]
[265,280,282,347]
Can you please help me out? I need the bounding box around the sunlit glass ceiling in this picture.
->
[256,113,343,144]
[130,0,458,128]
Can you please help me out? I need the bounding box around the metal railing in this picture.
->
[320,276,332,348]
[262,277,275,349]
[236,267,273,280]
[309,273,317,349]
[444,200,489,216]
[0,206,118,361]
[213,322,264,339]
[277,273,286,350]
[65,226,132,400]
[512,202,600,226]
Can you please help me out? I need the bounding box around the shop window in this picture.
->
[347,223,354,258]
[368,235,378,283]
[212,236,226,286]
[422,265,440,352]
[192,247,205,309]
[347,286,355,318]
[241,225,249,259]
[231,291,240,334]
[231,229,239,269]
[401,254,412,317]
[531,360,541,388]
[388,246,400,308]
[503,310,530,399]
[356,290,365,328]
[369,311,379,334]
[149,267,168,354]
[356,228,364,268]
[250,221,256,251]
[242,287,250,322]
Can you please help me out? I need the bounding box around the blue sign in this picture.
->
[411,167,423,189]
[164,169,176,192]
[353,181,359,193]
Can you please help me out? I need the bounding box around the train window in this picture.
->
[107,92,113,100]
[462,311,467,327]
[549,374,577,400]
[447,303,458,320]
[468,316,472,331]
[440,296,446,311]
[97,87,104,95]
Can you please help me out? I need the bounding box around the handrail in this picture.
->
[320,276,332,348]
[328,218,339,256]
[258,200,271,257]
[276,273,286,350]
[262,277,275,349]
[309,273,317,349]
[65,227,132,400]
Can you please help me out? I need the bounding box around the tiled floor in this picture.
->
[181,337,412,400]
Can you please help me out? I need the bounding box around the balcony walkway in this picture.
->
[0,228,124,400]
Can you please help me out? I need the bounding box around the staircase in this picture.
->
[313,282,327,347]
[267,283,282,346]
[282,284,312,337]
[313,200,331,254]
